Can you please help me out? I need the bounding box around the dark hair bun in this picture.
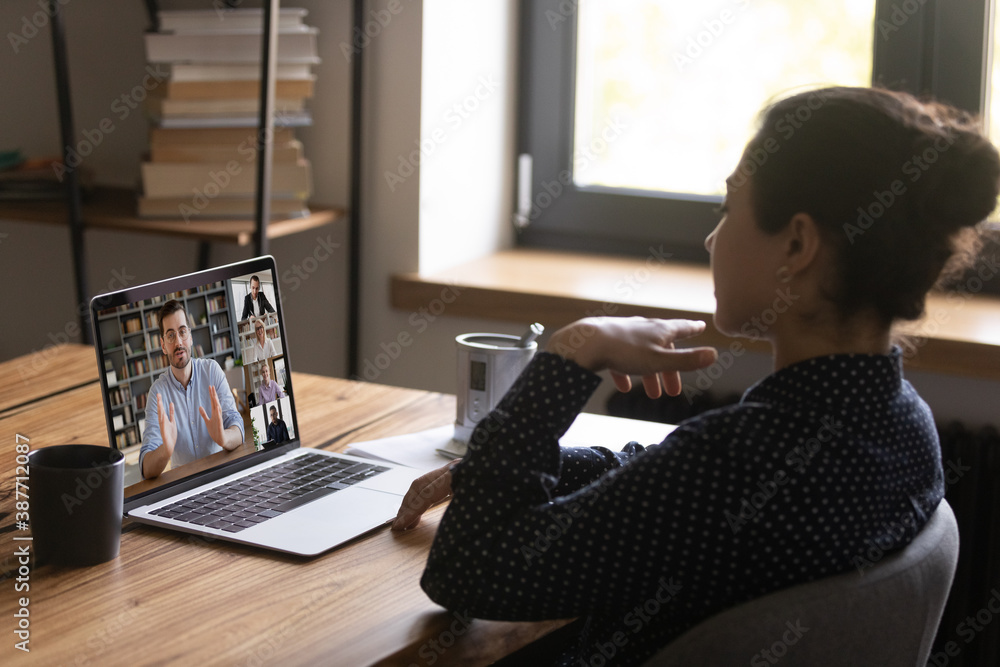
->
[747,87,1000,324]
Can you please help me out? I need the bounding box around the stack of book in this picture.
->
[138,8,318,221]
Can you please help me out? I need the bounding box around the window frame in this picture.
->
[515,0,992,262]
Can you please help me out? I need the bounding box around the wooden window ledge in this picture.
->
[391,248,1000,381]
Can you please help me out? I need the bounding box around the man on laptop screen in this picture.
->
[140,299,244,479]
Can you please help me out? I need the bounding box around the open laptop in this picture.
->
[90,256,422,556]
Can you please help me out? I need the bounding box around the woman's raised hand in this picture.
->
[546,317,718,398]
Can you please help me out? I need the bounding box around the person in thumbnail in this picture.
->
[266,405,290,444]
[141,300,245,479]
[240,275,275,320]
[257,363,286,403]
[393,87,1000,665]
[248,316,277,362]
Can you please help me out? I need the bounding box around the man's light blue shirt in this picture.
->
[140,357,244,478]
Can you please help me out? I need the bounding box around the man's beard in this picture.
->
[168,342,192,370]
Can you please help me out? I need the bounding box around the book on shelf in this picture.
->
[115,428,139,448]
[157,8,309,33]
[213,335,232,354]
[123,316,143,334]
[146,95,307,119]
[145,29,320,64]
[153,112,312,129]
[140,160,312,198]
[150,139,303,164]
[150,126,297,147]
[163,78,315,101]
[166,63,315,82]
[207,294,228,313]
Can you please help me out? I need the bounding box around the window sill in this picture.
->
[391,248,1000,381]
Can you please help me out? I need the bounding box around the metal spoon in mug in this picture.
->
[517,323,544,347]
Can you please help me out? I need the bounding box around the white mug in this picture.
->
[453,333,537,443]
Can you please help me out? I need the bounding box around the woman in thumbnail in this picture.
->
[248,316,277,362]
[393,87,1000,665]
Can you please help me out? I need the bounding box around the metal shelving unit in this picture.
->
[7,0,355,358]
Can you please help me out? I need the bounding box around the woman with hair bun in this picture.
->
[393,87,1000,666]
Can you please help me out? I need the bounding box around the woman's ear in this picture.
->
[783,213,823,277]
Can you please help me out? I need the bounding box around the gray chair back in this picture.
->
[644,498,959,666]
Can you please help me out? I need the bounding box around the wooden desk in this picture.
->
[0,348,564,665]
[0,344,97,414]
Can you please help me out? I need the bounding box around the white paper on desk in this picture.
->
[345,425,456,471]
[344,413,676,471]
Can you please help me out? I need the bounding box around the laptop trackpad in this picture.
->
[301,485,399,522]
[247,487,401,555]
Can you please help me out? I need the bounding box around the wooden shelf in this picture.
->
[0,186,345,246]
[392,248,1000,381]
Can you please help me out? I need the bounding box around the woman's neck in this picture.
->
[770,315,892,371]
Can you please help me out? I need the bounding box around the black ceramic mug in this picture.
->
[27,445,125,566]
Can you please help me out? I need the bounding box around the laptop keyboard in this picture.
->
[149,452,390,533]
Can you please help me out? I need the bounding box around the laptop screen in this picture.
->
[90,256,300,505]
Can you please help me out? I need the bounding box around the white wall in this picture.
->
[354,0,521,397]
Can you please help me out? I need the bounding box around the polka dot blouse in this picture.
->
[421,349,945,665]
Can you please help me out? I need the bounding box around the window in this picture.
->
[517,0,993,260]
